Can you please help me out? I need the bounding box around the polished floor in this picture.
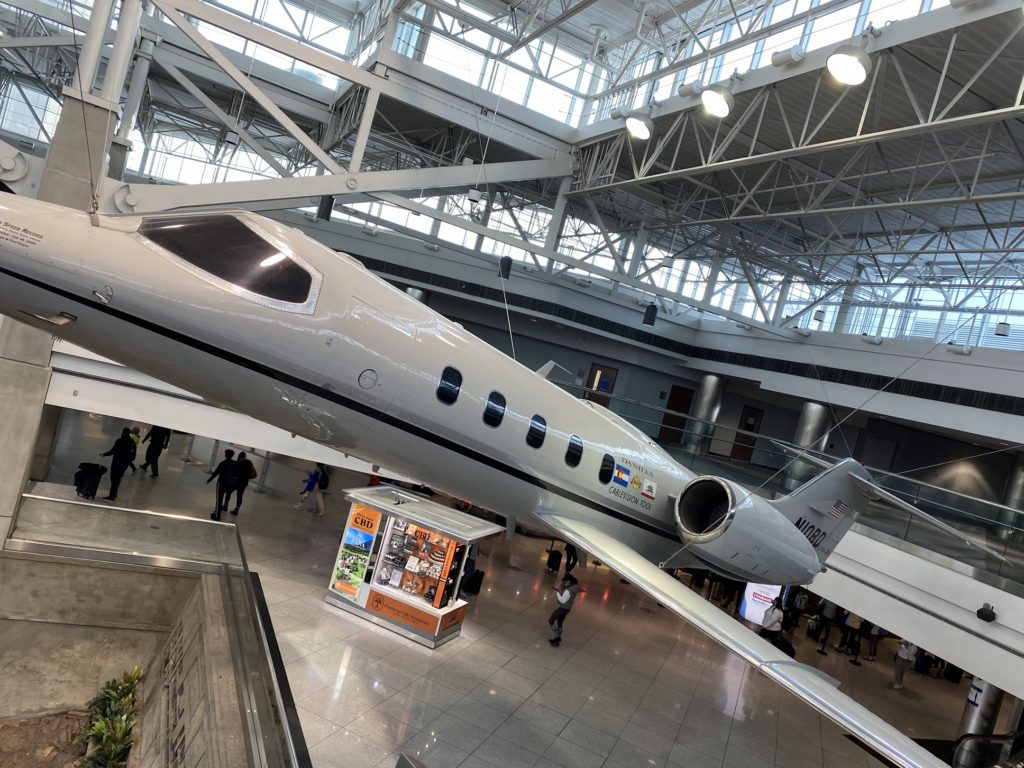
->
[24,410,984,768]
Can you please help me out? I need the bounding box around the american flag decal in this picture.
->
[829,500,848,519]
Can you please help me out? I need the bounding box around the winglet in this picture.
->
[848,473,1009,564]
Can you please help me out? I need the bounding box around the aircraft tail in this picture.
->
[769,457,873,562]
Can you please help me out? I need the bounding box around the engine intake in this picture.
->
[674,476,736,544]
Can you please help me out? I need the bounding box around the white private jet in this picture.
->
[0,195,991,768]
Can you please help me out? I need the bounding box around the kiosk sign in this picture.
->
[333,504,382,600]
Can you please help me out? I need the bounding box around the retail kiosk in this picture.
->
[325,486,503,648]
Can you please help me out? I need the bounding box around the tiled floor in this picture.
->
[26,409,986,768]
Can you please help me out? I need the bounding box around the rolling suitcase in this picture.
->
[806,617,822,641]
[74,462,106,499]
[462,569,484,595]
[546,549,562,573]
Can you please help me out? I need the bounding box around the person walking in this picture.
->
[564,542,579,574]
[100,428,136,501]
[867,623,883,662]
[230,452,257,516]
[817,600,838,655]
[548,573,581,647]
[760,596,785,647]
[127,427,141,474]
[295,464,323,515]
[207,449,238,520]
[892,639,918,690]
[140,425,172,477]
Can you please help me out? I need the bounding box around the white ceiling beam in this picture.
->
[101,157,572,212]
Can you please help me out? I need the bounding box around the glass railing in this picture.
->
[6,493,307,768]
[549,379,1024,585]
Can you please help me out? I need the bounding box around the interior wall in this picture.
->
[855,418,1014,502]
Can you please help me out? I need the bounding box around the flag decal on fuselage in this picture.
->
[613,464,631,487]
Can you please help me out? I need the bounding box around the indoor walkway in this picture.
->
[25,410,986,768]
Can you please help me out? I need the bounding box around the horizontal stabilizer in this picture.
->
[848,473,1008,564]
[535,360,572,380]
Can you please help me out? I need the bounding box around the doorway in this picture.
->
[730,405,764,462]
[585,364,618,408]
[658,385,695,445]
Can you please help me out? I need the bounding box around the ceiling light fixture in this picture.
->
[610,108,654,140]
[826,44,872,85]
[701,84,734,118]
[996,321,1011,337]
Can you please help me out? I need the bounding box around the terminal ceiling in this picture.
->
[1,0,1024,340]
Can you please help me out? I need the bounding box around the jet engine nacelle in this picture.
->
[674,475,822,584]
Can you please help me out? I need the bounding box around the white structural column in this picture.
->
[683,374,724,454]
[953,679,1005,768]
[782,401,830,491]
[70,0,117,93]
[100,0,144,102]
[997,452,1024,539]
[110,17,158,179]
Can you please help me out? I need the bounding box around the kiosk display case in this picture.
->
[325,486,502,648]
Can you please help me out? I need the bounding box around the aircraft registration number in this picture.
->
[794,516,827,548]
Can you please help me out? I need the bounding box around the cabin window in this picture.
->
[599,453,615,484]
[526,415,547,448]
[565,436,584,467]
[437,367,462,405]
[140,214,312,303]
[483,392,506,427]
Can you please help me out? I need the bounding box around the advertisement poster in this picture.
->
[333,504,382,600]
[740,583,783,625]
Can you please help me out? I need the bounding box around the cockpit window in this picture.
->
[140,215,312,304]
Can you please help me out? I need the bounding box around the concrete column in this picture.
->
[953,678,1005,768]
[29,404,63,482]
[37,91,118,209]
[997,452,1024,539]
[0,318,53,540]
[783,401,830,491]
[682,374,723,454]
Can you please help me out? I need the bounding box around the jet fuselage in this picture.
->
[0,197,820,582]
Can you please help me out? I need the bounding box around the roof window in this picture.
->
[140,214,312,304]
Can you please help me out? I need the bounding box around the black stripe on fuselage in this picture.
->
[1,265,679,541]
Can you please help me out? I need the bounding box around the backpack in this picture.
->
[317,469,330,490]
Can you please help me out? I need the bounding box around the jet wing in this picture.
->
[537,511,947,768]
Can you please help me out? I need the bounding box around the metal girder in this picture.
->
[158,60,291,178]
[499,0,603,57]
[152,0,344,173]
[369,190,801,338]
[0,34,76,49]
[574,103,1024,199]
[100,157,573,212]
